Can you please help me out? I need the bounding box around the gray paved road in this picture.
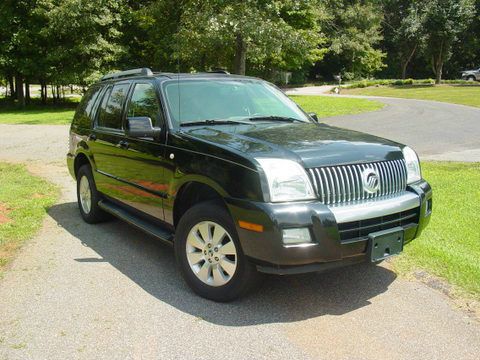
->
[1,113,479,359]
[287,87,480,162]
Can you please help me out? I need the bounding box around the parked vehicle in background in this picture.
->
[67,68,432,302]
[461,67,480,81]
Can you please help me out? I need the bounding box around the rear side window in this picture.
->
[97,84,130,129]
[126,83,163,126]
[72,86,102,129]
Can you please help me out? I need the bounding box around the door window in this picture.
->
[97,84,130,129]
[127,83,163,126]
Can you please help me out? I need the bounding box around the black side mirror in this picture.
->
[126,117,161,139]
[308,112,319,122]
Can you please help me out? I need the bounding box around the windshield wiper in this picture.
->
[247,116,305,123]
[180,119,252,127]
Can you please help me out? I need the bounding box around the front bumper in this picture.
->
[226,180,432,274]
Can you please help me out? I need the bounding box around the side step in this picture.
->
[98,200,174,246]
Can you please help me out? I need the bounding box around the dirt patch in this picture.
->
[0,202,12,224]
[413,269,480,321]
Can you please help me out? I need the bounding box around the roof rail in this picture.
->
[207,69,230,74]
[101,68,153,81]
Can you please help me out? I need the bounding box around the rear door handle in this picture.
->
[118,140,129,149]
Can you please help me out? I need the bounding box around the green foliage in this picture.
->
[319,0,386,79]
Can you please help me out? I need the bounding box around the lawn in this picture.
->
[393,162,480,297]
[343,85,480,108]
[0,163,58,271]
[0,95,383,125]
[291,95,384,118]
[0,104,76,125]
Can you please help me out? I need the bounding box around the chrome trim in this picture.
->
[308,160,408,205]
[329,191,420,223]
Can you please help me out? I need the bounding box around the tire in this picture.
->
[467,75,476,82]
[174,201,259,302]
[76,164,110,224]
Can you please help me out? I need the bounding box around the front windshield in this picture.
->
[163,79,310,126]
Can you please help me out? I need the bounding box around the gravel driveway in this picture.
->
[1,110,479,359]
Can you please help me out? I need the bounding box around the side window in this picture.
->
[126,83,163,126]
[97,84,130,129]
[73,86,102,128]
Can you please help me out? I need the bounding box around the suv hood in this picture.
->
[181,123,404,168]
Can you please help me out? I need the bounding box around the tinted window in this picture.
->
[163,80,309,125]
[127,83,162,126]
[73,86,102,128]
[97,84,130,129]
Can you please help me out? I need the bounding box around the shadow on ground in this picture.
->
[49,202,397,327]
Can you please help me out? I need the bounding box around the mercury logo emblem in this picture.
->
[362,168,380,194]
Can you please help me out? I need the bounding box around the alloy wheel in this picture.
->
[186,221,238,287]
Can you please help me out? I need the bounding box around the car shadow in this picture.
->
[48,202,397,327]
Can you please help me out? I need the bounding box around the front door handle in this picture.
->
[118,140,130,149]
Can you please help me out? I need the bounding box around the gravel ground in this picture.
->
[0,116,479,359]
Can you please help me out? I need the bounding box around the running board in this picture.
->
[98,200,174,246]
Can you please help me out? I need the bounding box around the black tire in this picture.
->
[174,201,260,302]
[467,75,476,82]
[76,164,110,224]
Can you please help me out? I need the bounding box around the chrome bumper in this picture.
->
[329,191,420,223]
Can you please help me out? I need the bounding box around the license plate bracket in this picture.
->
[369,227,404,262]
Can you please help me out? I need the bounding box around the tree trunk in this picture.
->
[40,80,47,104]
[15,73,25,108]
[25,81,30,104]
[401,44,417,79]
[234,34,247,75]
[8,75,15,99]
[434,41,444,85]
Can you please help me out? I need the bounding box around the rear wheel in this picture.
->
[175,201,259,301]
[76,165,110,224]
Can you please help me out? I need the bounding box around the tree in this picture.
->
[382,0,426,79]
[318,0,386,80]
[172,0,325,75]
[422,0,475,84]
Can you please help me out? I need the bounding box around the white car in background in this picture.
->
[461,67,480,81]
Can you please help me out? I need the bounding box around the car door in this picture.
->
[110,81,169,221]
[90,82,132,199]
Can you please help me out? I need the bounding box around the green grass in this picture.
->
[290,95,384,118]
[343,85,480,108]
[394,162,480,297]
[0,99,77,125]
[0,163,58,270]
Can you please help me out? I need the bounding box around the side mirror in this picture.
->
[308,112,319,122]
[126,117,161,139]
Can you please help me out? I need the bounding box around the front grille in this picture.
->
[338,208,419,242]
[307,159,408,205]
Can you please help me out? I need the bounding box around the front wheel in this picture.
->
[174,201,259,302]
[467,75,476,82]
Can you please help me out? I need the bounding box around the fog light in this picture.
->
[282,228,312,245]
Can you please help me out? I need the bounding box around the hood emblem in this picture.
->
[362,168,380,194]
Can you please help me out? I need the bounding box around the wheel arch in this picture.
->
[73,151,93,178]
[173,181,230,229]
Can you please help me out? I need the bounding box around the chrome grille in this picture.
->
[307,160,408,205]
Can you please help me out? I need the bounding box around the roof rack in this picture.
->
[207,69,230,74]
[101,68,153,82]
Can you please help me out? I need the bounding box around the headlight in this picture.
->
[402,146,421,184]
[256,158,315,202]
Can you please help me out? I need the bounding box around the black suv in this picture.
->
[67,68,432,301]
